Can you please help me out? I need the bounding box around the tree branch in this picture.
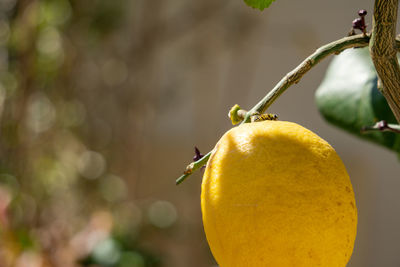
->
[176,34,372,184]
[177,31,400,184]
[242,34,371,123]
[369,0,400,123]
[176,151,212,185]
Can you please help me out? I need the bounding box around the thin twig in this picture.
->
[236,37,400,124]
[176,151,212,185]
[361,120,400,134]
[242,34,373,122]
[176,33,400,184]
[176,34,372,185]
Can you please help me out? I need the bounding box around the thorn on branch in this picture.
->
[193,146,204,161]
[361,120,400,134]
[358,9,367,17]
[349,9,368,36]
[176,148,211,185]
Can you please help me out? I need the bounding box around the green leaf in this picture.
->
[244,0,276,10]
[315,47,400,154]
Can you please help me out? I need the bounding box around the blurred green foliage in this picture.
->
[0,0,176,265]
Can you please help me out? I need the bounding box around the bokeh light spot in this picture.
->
[26,92,56,134]
[99,174,127,203]
[36,27,63,58]
[92,238,121,266]
[148,200,177,229]
[77,151,106,179]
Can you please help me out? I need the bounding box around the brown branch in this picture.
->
[369,0,400,123]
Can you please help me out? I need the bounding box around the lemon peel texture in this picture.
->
[201,121,357,267]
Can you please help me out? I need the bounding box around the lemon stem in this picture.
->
[177,33,400,184]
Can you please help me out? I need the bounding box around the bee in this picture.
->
[251,113,278,122]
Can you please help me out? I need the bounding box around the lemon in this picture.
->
[201,121,357,267]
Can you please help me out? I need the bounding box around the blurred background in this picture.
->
[0,0,399,266]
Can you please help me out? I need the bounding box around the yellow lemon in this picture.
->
[201,121,357,267]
